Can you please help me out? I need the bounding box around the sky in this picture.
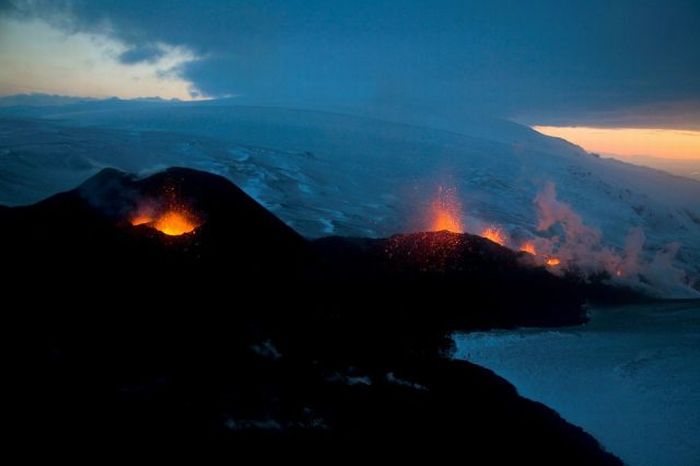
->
[0,0,699,160]
[535,127,700,160]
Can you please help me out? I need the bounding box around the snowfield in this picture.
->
[454,302,700,466]
[0,100,699,296]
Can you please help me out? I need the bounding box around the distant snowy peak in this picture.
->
[0,93,185,107]
[0,93,96,107]
[0,95,586,156]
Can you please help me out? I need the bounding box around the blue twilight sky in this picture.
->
[0,0,699,130]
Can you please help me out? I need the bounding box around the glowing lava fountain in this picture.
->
[130,207,200,236]
[481,227,506,246]
[520,241,536,255]
[430,186,463,233]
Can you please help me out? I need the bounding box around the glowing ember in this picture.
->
[520,241,537,255]
[546,257,561,266]
[430,186,463,233]
[481,227,506,246]
[152,210,198,236]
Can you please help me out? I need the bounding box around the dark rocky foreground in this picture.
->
[1,167,623,463]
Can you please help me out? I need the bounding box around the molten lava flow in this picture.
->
[153,210,198,236]
[430,186,463,233]
[130,215,154,226]
[546,257,561,266]
[481,227,506,246]
[520,241,536,255]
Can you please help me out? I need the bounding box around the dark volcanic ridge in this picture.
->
[2,167,625,463]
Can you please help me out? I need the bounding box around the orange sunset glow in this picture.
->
[533,126,700,160]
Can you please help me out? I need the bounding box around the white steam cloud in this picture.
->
[530,182,698,298]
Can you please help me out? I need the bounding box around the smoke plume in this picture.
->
[532,182,697,298]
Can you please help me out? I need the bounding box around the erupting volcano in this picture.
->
[153,210,199,235]
[520,242,537,255]
[423,186,572,273]
[130,206,200,236]
[481,227,506,246]
[429,185,463,233]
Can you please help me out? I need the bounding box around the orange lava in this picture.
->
[433,210,463,233]
[546,257,561,266]
[152,210,198,236]
[481,227,506,246]
[430,186,463,233]
[130,202,199,236]
[130,215,154,226]
[520,241,536,255]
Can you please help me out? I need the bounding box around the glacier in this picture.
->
[0,99,699,295]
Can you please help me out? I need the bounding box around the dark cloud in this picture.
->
[4,0,700,127]
[518,100,700,131]
[118,43,165,65]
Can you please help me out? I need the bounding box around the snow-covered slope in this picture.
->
[454,302,700,466]
[0,101,698,295]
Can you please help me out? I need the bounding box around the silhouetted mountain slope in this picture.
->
[1,167,621,463]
